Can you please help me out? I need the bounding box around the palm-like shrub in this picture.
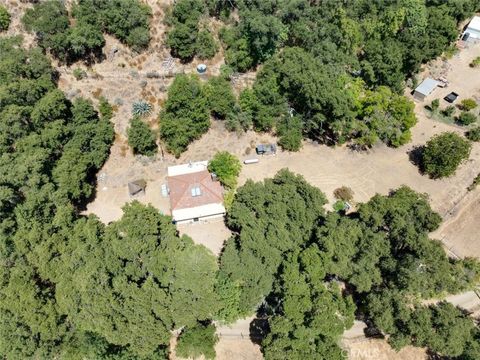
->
[132,101,152,117]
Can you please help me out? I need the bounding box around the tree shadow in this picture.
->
[407,145,425,174]
[426,349,449,360]
[249,316,269,345]
[249,297,278,346]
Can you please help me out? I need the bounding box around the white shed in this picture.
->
[413,78,439,101]
[463,16,480,40]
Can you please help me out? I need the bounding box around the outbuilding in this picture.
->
[413,78,439,101]
[128,179,146,196]
[463,16,480,40]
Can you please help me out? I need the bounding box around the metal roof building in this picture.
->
[413,78,439,101]
[464,16,480,40]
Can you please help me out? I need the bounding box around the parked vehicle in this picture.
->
[444,92,459,103]
[256,143,277,155]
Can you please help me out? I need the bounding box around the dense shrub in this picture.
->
[422,132,472,178]
[442,105,456,117]
[159,74,209,157]
[0,5,10,31]
[127,117,157,156]
[205,76,236,119]
[73,0,151,51]
[196,30,218,59]
[73,68,87,80]
[98,97,114,121]
[176,323,218,360]
[207,151,241,189]
[166,0,218,61]
[457,111,477,126]
[460,98,477,111]
[430,99,440,112]
[466,126,480,141]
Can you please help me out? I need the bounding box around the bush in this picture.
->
[0,5,10,31]
[422,132,472,178]
[127,117,157,156]
[431,99,440,112]
[277,116,303,151]
[196,30,218,59]
[457,111,477,126]
[333,200,346,212]
[22,1,70,59]
[176,323,218,360]
[334,186,354,201]
[205,76,236,119]
[208,151,241,189]
[225,106,252,133]
[159,74,210,157]
[73,68,87,80]
[98,97,114,121]
[460,98,477,111]
[470,56,480,68]
[465,127,480,141]
[73,0,151,51]
[442,105,456,117]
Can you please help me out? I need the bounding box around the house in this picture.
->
[413,78,439,101]
[463,16,480,40]
[167,161,225,224]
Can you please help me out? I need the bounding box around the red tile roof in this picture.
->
[167,170,224,211]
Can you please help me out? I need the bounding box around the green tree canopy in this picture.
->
[56,202,220,357]
[127,117,157,156]
[159,74,210,157]
[0,5,10,31]
[176,322,218,360]
[217,169,327,318]
[207,151,241,189]
[422,132,472,178]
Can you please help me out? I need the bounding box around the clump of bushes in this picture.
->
[204,76,235,119]
[98,97,114,121]
[207,151,241,189]
[422,132,472,178]
[470,56,480,68]
[166,0,217,61]
[466,127,480,141]
[277,116,303,151]
[0,5,10,31]
[457,111,477,126]
[176,323,218,360]
[459,98,477,111]
[73,68,87,80]
[442,105,456,117]
[127,117,157,156]
[22,0,151,62]
[159,74,210,157]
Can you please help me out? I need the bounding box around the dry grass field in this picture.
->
[3,1,480,359]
